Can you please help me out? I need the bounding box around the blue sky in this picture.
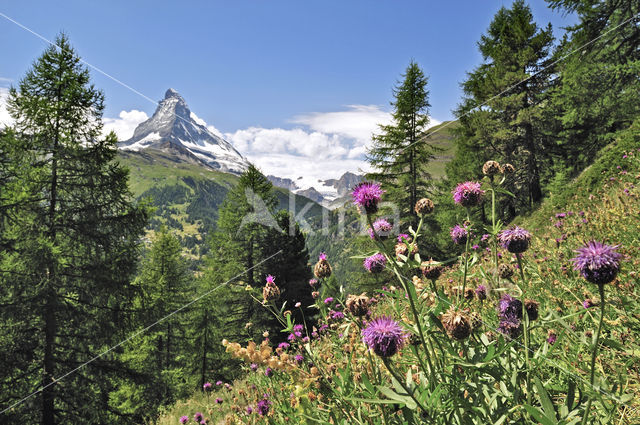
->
[0,1,577,181]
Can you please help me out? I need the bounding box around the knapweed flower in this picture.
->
[293,324,304,333]
[421,259,443,280]
[352,181,385,215]
[452,181,485,207]
[308,278,318,287]
[498,294,522,321]
[498,226,531,254]
[262,274,280,302]
[524,299,539,320]
[250,363,258,372]
[345,293,370,317]
[482,160,501,176]
[450,224,470,245]
[498,318,522,339]
[246,406,253,415]
[571,241,622,285]
[257,396,272,416]
[265,367,273,377]
[278,342,290,350]
[329,310,345,320]
[361,316,407,357]
[180,416,189,424]
[475,285,487,301]
[323,297,334,305]
[203,381,212,391]
[583,299,597,309]
[414,198,434,215]
[441,306,472,340]
[215,397,223,404]
[314,253,332,279]
[194,412,204,422]
[397,233,411,243]
[547,329,557,345]
[368,218,393,239]
[363,253,387,273]
[216,380,223,386]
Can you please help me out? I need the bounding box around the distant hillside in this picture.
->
[119,149,327,259]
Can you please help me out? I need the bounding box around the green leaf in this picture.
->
[534,377,557,422]
[523,405,556,425]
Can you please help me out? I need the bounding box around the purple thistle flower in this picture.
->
[481,233,490,242]
[257,396,272,416]
[295,354,304,365]
[498,318,522,339]
[450,224,469,245]
[583,299,596,309]
[368,218,393,239]
[361,316,408,357]
[498,294,523,322]
[287,333,296,341]
[329,310,345,320]
[266,274,275,284]
[498,226,531,253]
[293,324,304,332]
[571,241,622,285]
[475,285,487,301]
[215,397,223,404]
[203,381,212,391]
[246,406,253,415]
[397,233,411,243]
[216,380,222,386]
[318,252,327,261]
[194,412,203,422]
[302,336,310,343]
[452,181,485,207]
[309,278,318,287]
[278,342,290,350]
[250,363,258,372]
[352,182,385,214]
[363,253,387,273]
[323,297,334,305]
[547,332,557,345]
[180,416,189,424]
[264,367,273,377]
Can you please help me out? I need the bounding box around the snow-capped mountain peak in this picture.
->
[119,88,249,174]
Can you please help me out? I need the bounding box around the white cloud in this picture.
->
[0,88,12,128]
[102,109,148,140]
[223,105,441,183]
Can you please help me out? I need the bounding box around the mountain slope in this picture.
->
[119,88,250,175]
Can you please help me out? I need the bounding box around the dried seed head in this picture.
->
[415,198,435,215]
[482,160,501,176]
[498,263,514,279]
[441,306,472,340]
[345,293,370,317]
[500,163,515,174]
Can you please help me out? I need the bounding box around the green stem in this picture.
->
[460,208,471,304]
[581,284,606,425]
[515,253,531,404]
[491,186,499,285]
[382,357,428,414]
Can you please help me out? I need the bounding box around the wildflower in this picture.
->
[203,381,212,391]
[498,263,513,279]
[323,297,334,305]
[547,329,557,345]
[278,342,290,350]
[246,406,253,415]
[293,324,304,332]
[216,380,223,386]
[294,354,304,365]
[414,198,435,215]
[309,278,318,287]
[450,224,470,245]
[441,306,472,340]
[215,397,223,404]
[368,218,393,240]
[313,253,332,279]
[421,259,443,280]
[583,299,597,309]
[363,253,387,273]
[500,163,515,174]
[571,241,622,285]
[498,294,522,321]
[361,316,408,357]
[257,396,272,416]
[250,363,258,372]
[329,310,345,320]
[264,367,273,377]
[498,318,522,339]
[194,412,204,422]
[345,293,370,317]
[397,233,411,243]
[524,299,539,321]
[475,285,487,301]
[262,275,280,302]
[352,181,385,215]
[452,181,485,207]
[482,160,501,176]
[224,383,231,391]
[180,416,189,424]
[464,287,475,300]
[295,302,301,308]
[311,291,319,299]
[498,226,531,254]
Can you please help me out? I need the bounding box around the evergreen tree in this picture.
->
[367,61,435,230]
[110,228,192,421]
[447,0,554,214]
[0,34,148,424]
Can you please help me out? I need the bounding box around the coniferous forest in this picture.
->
[1,1,639,424]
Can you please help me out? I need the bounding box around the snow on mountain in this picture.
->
[119,88,249,175]
[267,172,363,207]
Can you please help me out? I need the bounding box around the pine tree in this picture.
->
[367,61,435,230]
[0,34,148,424]
[447,0,554,214]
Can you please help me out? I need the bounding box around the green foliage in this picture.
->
[0,34,149,424]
